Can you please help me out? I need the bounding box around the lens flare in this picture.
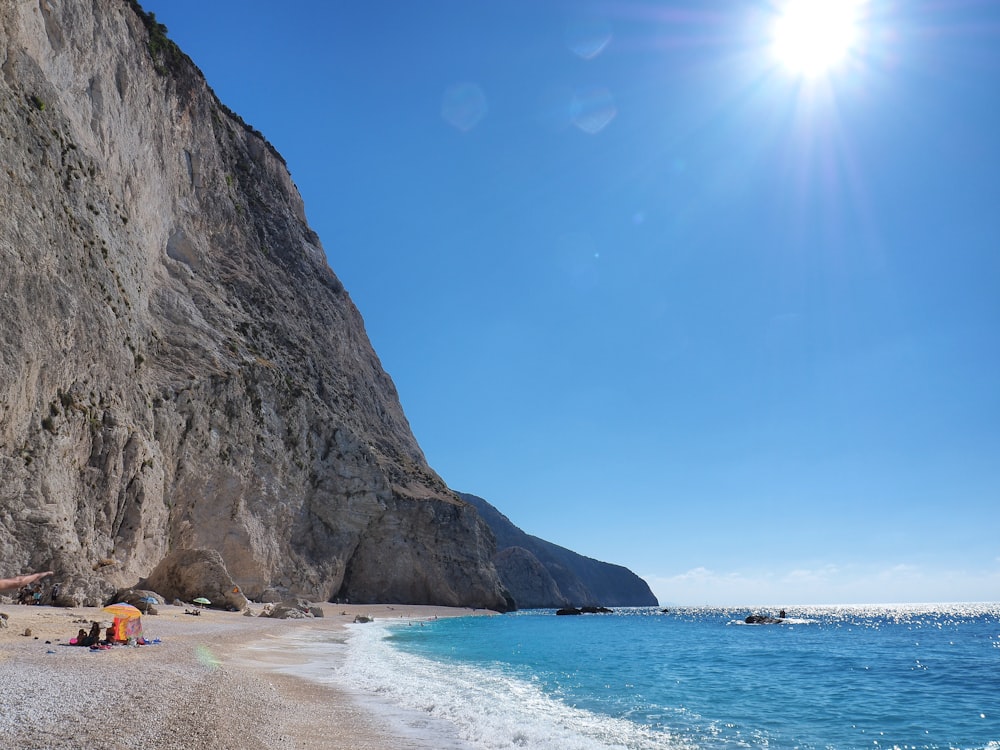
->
[570,87,617,135]
[441,83,488,132]
[565,18,613,60]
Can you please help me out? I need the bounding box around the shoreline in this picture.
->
[0,601,486,749]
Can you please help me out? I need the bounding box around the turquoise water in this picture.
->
[328,604,1000,749]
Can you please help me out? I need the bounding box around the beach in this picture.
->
[0,601,481,749]
[6,603,997,749]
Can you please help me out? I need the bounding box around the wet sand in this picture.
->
[0,601,483,749]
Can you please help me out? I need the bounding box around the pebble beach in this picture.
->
[0,602,480,749]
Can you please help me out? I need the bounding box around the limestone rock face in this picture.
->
[0,0,507,611]
[494,546,571,610]
[461,493,658,608]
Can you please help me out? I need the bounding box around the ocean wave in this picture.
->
[329,620,696,750]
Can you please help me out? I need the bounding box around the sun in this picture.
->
[771,0,863,77]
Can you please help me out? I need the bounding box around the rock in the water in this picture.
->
[744,615,784,625]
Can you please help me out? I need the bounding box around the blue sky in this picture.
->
[139,1,1000,606]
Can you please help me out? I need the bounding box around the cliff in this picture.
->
[0,0,508,609]
[460,493,658,608]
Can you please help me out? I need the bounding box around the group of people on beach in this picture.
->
[15,580,58,605]
[72,621,113,648]
[2,571,60,606]
[3,569,158,651]
[72,619,149,648]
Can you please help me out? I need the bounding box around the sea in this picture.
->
[288,603,1000,750]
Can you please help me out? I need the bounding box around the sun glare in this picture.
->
[771,0,863,77]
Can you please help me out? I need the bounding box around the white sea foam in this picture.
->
[284,620,695,750]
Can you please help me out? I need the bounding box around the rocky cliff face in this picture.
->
[461,493,658,608]
[0,0,508,609]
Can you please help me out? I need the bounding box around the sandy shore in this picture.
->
[0,601,484,749]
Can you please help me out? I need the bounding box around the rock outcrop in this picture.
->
[460,493,658,608]
[494,546,570,609]
[260,599,324,619]
[108,588,162,611]
[141,548,247,610]
[0,0,508,610]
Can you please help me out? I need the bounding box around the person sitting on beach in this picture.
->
[84,621,101,646]
[73,628,88,646]
[103,626,116,645]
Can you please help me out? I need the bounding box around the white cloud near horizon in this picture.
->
[644,562,1000,607]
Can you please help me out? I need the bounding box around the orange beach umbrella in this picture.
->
[102,602,143,642]
[102,602,142,618]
